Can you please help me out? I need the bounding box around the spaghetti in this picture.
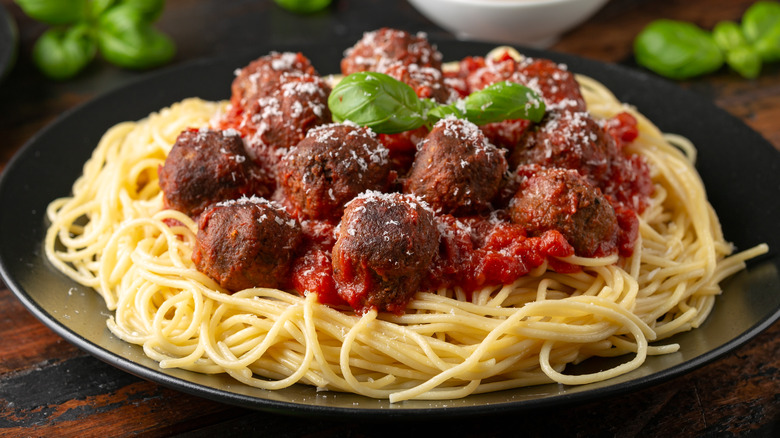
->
[44,49,767,402]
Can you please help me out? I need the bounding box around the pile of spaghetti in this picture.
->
[45,36,766,402]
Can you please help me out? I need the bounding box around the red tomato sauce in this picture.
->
[197,44,654,312]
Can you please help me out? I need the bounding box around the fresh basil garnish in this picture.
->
[329,72,546,134]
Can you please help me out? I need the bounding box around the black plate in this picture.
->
[1,40,779,419]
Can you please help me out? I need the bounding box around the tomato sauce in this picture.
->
[222,104,650,311]
[200,44,655,312]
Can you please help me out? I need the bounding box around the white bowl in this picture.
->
[408,0,609,48]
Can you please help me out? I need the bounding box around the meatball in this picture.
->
[341,28,442,75]
[465,54,586,113]
[243,74,331,152]
[159,128,262,217]
[332,192,439,314]
[237,74,332,187]
[404,117,507,215]
[231,52,317,107]
[516,57,586,112]
[509,167,618,257]
[192,196,302,291]
[277,123,392,220]
[381,61,454,104]
[509,110,618,186]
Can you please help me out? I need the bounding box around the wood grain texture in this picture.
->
[1,0,778,436]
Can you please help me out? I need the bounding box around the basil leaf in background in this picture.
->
[634,19,724,79]
[87,0,118,19]
[752,26,780,62]
[274,0,332,14]
[329,72,428,134]
[713,21,747,52]
[98,25,174,69]
[456,81,546,125]
[120,0,166,22]
[712,20,763,78]
[742,1,780,62]
[741,1,780,43]
[98,3,174,69]
[32,24,96,79]
[726,45,762,79]
[14,0,86,25]
[99,3,146,34]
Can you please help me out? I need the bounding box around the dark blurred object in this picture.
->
[0,1,17,80]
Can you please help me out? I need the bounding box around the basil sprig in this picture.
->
[15,0,175,79]
[634,1,780,80]
[274,0,332,14]
[328,72,546,134]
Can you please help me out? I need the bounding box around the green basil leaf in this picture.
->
[97,3,174,69]
[742,1,780,43]
[328,72,427,134]
[634,19,724,79]
[713,21,747,52]
[425,103,464,121]
[32,24,96,79]
[87,0,117,19]
[15,0,86,25]
[119,0,166,22]
[98,24,174,69]
[457,81,546,124]
[273,0,332,14]
[753,25,780,62]
[99,3,146,34]
[726,45,762,79]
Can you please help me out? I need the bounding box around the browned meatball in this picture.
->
[341,28,442,75]
[159,128,262,217]
[277,123,392,220]
[245,75,331,152]
[465,54,586,113]
[244,74,331,151]
[332,192,439,314]
[509,167,618,257]
[509,110,618,186]
[380,61,454,104]
[404,117,507,215]
[240,74,332,185]
[192,196,302,291]
[516,57,586,113]
[231,52,317,107]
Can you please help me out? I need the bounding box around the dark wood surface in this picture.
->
[1,1,778,436]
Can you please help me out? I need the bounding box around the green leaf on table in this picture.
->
[713,21,747,52]
[119,0,166,22]
[274,0,332,14]
[32,24,97,79]
[742,1,780,62]
[742,1,780,43]
[97,3,174,69]
[15,0,87,25]
[87,0,118,19]
[726,45,762,78]
[634,19,724,79]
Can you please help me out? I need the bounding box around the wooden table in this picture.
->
[1,0,778,436]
